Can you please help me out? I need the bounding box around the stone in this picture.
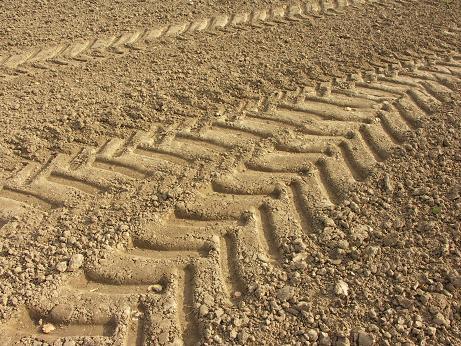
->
[335,280,349,297]
[50,303,74,322]
[323,217,336,227]
[364,246,380,259]
[433,312,449,327]
[307,329,319,341]
[41,323,56,334]
[56,261,67,273]
[238,330,249,343]
[350,225,369,244]
[158,331,169,344]
[63,341,76,346]
[450,275,461,288]
[319,331,331,345]
[383,174,393,192]
[357,331,374,346]
[426,326,436,337]
[199,304,209,317]
[68,254,84,271]
[149,284,163,293]
[276,286,294,301]
[215,307,224,318]
[335,335,351,346]
[233,291,242,299]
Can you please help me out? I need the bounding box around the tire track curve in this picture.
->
[1,49,460,344]
[0,0,414,82]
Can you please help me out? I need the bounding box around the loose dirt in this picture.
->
[0,0,460,345]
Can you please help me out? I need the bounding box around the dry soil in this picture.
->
[0,0,460,345]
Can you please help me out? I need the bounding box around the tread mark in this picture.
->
[289,182,315,234]
[3,48,461,343]
[220,234,246,300]
[47,172,104,195]
[1,0,381,81]
[256,207,282,262]
[178,267,200,346]
[0,187,58,210]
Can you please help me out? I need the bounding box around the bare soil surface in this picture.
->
[0,0,460,345]
[0,0,293,53]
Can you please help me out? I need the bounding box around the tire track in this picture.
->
[0,53,458,227]
[2,243,210,345]
[0,0,412,82]
[1,53,459,230]
[2,50,460,344]
[1,52,456,223]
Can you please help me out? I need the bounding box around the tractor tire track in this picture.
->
[0,0,414,82]
[1,48,460,344]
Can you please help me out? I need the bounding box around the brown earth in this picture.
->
[0,0,460,345]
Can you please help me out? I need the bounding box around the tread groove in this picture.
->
[257,207,282,262]
[289,182,315,234]
[179,266,200,346]
[0,187,58,210]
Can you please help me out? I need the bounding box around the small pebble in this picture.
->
[56,261,68,273]
[41,323,56,334]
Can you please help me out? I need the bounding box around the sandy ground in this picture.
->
[0,0,460,345]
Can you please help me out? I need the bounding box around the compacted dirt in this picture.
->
[0,0,460,345]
